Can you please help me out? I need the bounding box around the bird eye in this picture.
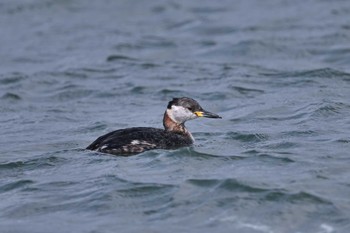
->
[187,107,193,111]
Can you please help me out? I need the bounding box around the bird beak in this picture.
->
[194,110,222,119]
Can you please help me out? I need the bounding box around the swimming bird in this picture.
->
[86,97,221,155]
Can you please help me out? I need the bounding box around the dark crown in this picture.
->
[167,97,202,111]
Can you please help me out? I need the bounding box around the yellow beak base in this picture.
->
[194,111,204,117]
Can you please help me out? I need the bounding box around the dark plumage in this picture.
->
[86,127,192,154]
[86,97,221,156]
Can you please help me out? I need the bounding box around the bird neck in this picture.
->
[163,111,195,142]
[163,111,187,133]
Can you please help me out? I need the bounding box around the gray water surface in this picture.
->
[1,1,350,233]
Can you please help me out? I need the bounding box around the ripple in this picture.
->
[0,180,34,193]
[251,104,313,122]
[1,92,22,101]
[336,139,350,144]
[186,178,333,206]
[242,150,295,163]
[157,89,190,96]
[229,85,265,97]
[52,89,94,101]
[130,86,150,94]
[106,54,138,62]
[141,62,161,69]
[262,191,332,205]
[62,70,88,79]
[90,178,178,216]
[0,73,26,84]
[263,141,298,150]
[81,67,117,74]
[196,25,237,36]
[166,19,199,30]
[0,156,66,172]
[186,178,267,193]
[263,68,350,79]
[225,132,269,143]
[281,130,317,137]
[2,1,55,15]
[190,6,228,13]
[181,148,245,160]
[139,37,177,49]
[0,161,25,170]
[311,102,350,118]
[117,183,175,198]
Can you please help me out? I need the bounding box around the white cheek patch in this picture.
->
[167,105,197,123]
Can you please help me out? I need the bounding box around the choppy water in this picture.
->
[1,0,350,232]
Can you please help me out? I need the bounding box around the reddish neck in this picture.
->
[163,111,187,134]
[163,111,194,142]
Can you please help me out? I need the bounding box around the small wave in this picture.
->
[61,71,88,79]
[0,161,25,170]
[311,102,350,118]
[181,148,245,160]
[106,54,138,62]
[0,156,65,171]
[336,138,350,143]
[2,1,55,15]
[141,62,160,69]
[246,103,316,123]
[157,89,191,97]
[263,141,297,150]
[0,73,26,84]
[139,36,177,49]
[281,130,317,137]
[186,178,333,206]
[44,67,118,80]
[262,67,350,79]
[0,180,34,193]
[186,178,268,193]
[52,89,94,101]
[1,92,22,101]
[81,67,117,74]
[166,19,200,30]
[262,191,332,205]
[196,25,237,36]
[200,91,229,100]
[116,183,175,197]
[229,85,265,96]
[242,150,295,163]
[225,132,269,143]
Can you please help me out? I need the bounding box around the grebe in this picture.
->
[86,97,221,155]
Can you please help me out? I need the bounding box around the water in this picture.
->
[1,0,350,232]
